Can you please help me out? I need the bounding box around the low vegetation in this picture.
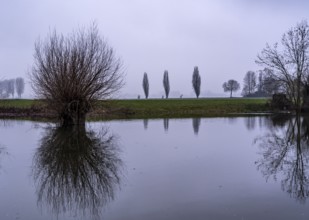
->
[98,98,269,119]
[0,99,38,108]
[0,98,270,120]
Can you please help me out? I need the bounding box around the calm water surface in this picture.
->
[0,116,309,220]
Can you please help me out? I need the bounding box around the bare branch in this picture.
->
[30,24,124,126]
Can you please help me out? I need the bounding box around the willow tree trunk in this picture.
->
[59,101,89,127]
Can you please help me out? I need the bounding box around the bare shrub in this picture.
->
[30,24,124,126]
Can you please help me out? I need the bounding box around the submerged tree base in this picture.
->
[60,113,87,127]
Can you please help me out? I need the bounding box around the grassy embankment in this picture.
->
[0,98,270,120]
[97,98,270,119]
[0,99,46,119]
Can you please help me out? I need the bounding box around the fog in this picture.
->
[1,0,309,98]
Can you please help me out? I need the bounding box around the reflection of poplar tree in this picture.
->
[163,118,169,131]
[245,117,256,130]
[192,118,201,135]
[143,119,148,130]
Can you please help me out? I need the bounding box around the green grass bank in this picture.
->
[97,98,270,119]
[0,98,270,120]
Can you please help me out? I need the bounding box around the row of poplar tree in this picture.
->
[142,66,202,99]
[0,77,25,98]
[141,66,278,99]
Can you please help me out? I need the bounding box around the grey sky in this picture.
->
[1,0,309,98]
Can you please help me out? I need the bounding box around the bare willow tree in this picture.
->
[30,24,123,126]
[15,77,25,98]
[163,70,170,98]
[142,72,149,99]
[256,20,309,112]
[192,66,201,98]
[222,79,240,98]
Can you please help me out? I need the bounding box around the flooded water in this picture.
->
[0,116,309,220]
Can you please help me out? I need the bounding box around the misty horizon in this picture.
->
[1,0,309,99]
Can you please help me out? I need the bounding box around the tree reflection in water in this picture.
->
[255,115,309,203]
[244,116,256,130]
[0,145,7,172]
[163,118,169,131]
[32,125,122,218]
[192,118,201,135]
[143,119,148,130]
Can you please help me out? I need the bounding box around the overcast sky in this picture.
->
[1,0,309,98]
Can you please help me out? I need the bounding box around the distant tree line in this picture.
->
[241,69,280,97]
[142,21,309,105]
[221,68,280,98]
[142,66,201,99]
[0,77,25,98]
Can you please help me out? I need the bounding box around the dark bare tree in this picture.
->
[142,72,149,99]
[257,20,309,113]
[242,71,256,96]
[192,66,201,98]
[163,70,170,98]
[222,79,240,98]
[30,24,123,126]
[15,77,25,98]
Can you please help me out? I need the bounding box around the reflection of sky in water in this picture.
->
[0,118,309,220]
